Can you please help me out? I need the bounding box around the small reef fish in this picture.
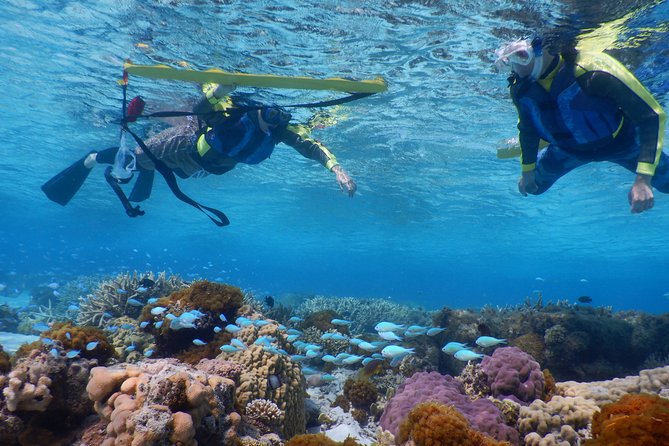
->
[155,321,163,329]
[117,288,128,294]
[254,320,270,327]
[375,322,405,332]
[32,322,50,332]
[321,355,337,363]
[288,316,303,323]
[147,298,159,304]
[136,286,148,293]
[230,339,248,350]
[454,349,485,361]
[219,345,239,353]
[320,374,336,382]
[378,331,402,341]
[331,319,353,326]
[426,327,446,336]
[85,341,99,350]
[66,350,80,359]
[305,350,321,359]
[357,342,380,352]
[47,282,59,289]
[286,334,301,342]
[475,336,507,348]
[342,355,364,365]
[381,345,415,367]
[67,304,79,311]
[125,345,136,352]
[106,326,118,333]
[192,339,207,346]
[225,324,241,333]
[235,317,253,327]
[127,298,144,307]
[577,295,593,303]
[50,348,59,358]
[150,306,167,315]
[42,338,54,346]
[140,321,150,329]
[290,355,307,362]
[442,342,469,355]
[219,314,228,322]
[349,338,364,346]
[263,346,283,355]
[143,349,154,357]
[119,323,135,330]
[65,332,71,340]
[287,329,302,336]
[214,326,222,333]
[362,357,376,366]
[406,325,428,333]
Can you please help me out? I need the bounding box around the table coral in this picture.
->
[86,358,238,446]
[481,347,545,404]
[584,393,669,445]
[379,371,519,444]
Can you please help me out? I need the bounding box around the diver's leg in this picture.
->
[134,123,201,178]
[531,145,589,194]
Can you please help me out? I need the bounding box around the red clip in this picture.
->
[126,96,145,122]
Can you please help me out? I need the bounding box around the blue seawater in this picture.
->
[0,0,668,313]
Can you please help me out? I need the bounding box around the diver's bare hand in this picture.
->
[629,174,654,213]
[332,165,357,197]
[518,170,538,196]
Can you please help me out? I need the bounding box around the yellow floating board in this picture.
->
[124,63,387,94]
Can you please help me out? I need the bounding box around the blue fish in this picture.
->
[213,326,222,333]
[219,314,228,322]
[119,323,135,330]
[139,321,150,329]
[155,321,163,329]
[230,338,248,350]
[192,339,207,346]
[65,332,71,340]
[475,336,507,348]
[117,289,128,294]
[219,345,238,353]
[147,298,159,304]
[136,286,148,292]
[42,337,54,346]
[127,298,144,307]
[125,344,136,352]
[288,316,303,323]
[106,325,118,333]
[67,304,79,311]
[66,350,80,359]
[426,327,446,336]
[454,349,485,361]
[287,329,302,335]
[254,320,270,327]
[103,312,113,318]
[331,319,353,326]
[286,334,301,342]
[143,349,154,357]
[225,324,241,333]
[442,342,469,355]
[32,322,50,332]
[150,306,167,315]
[86,341,99,351]
[290,354,307,362]
[320,374,336,382]
[50,348,59,358]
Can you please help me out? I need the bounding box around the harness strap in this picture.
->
[104,166,145,217]
[123,124,230,227]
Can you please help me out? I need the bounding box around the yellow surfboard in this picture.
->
[124,63,388,94]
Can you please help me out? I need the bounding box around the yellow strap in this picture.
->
[124,63,388,93]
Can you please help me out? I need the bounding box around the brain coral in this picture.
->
[379,371,519,444]
[397,401,510,446]
[584,393,669,446]
[481,347,544,404]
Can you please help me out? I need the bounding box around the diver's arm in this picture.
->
[578,53,666,176]
[512,95,541,195]
[278,125,357,196]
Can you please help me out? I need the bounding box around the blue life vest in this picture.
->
[513,61,623,151]
[204,112,278,165]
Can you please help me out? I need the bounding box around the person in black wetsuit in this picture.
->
[42,83,357,217]
[495,37,667,214]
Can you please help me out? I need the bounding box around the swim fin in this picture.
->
[128,169,154,202]
[41,151,95,206]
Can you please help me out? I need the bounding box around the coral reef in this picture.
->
[379,371,520,444]
[397,401,510,446]
[78,271,187,327]
[0,345,10,373]
[285,433,363,446]
[584,393,669,445]
[458,362,491,400]
[85,358,238,446]
[104,316,154,362]
[481,347,545,404]
[0,348,95,446]
[0,304,19,332]
[343,378,378,411]
[244,398,283,434]
[517,396,599,445]
[296,296,431,334]
[556,365,669,406]
[42,321,115,363]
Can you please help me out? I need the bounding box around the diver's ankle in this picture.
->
[84,152,97,169]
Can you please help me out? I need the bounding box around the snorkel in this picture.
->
[495,37,544,80]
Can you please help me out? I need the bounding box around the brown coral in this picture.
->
[0,345,10,373]
[285,433,362,446]
[43,322,115,363]
[397,401,510,446]
[343,378,378,410]
[584,393,669,446]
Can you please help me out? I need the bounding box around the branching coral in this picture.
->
[584,393,669,445]
[77,271,188,327]
[245,398,283,433]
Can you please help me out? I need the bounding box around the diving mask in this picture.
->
[495,38,544,80]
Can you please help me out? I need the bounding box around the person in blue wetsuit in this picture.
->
[42,83,357,213]
[495,37,666,214]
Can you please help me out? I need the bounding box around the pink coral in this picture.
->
[481,347,545,404]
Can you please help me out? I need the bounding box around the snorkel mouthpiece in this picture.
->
[495,37,544,80]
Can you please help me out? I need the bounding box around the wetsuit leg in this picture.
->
[94,147,120,164]
[532,145,589,194]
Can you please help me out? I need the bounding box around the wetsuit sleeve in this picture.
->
[576,52,666,176]
[511,89,541,172]
[277,125,340,170]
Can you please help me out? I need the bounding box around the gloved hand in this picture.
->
[332,165,357,197]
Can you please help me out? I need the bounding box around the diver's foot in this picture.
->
[84,152,97,169]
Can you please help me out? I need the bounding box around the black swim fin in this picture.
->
[128,169,154,202]
[41,151,95,206]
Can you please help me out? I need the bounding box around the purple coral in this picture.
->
[379,371,519,444]
[481,346,544,404]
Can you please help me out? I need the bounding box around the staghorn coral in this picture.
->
[296,295,431,334]
[517,396,599,445]
[86,358,238,446]
[343,378,378,411]
[584,393,669,445]
[245,398,283,433]
[397,401,510,446]
[78,271,187,327]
